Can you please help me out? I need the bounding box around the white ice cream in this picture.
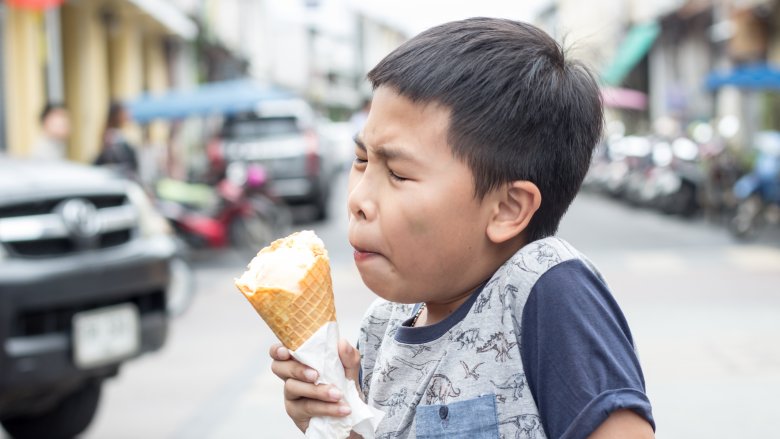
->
[237,230,323,294]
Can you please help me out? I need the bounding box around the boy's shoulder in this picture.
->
[496,236,602,288]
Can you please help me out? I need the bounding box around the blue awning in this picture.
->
[128,79,297,123]
[706,63,780,90]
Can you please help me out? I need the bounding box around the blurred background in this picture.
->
[0,0,779,438]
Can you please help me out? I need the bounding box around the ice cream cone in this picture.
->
[235,231,337,351]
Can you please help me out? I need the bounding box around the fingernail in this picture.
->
[338,404,351,415]
[304,369,318,382]
[328,388,343,401]
[276,346,287,357]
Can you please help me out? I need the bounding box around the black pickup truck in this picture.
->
[0,157,183,439]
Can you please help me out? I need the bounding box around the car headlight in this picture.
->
[126,183,173,238]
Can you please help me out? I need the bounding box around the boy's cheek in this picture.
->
[406,217,429,236]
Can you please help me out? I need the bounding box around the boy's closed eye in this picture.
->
[352,139,410,182]
[387,169,407,182]
[353,154,409,182]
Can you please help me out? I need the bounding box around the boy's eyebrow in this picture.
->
[353,134,414,162]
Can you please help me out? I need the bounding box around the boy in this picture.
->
[271,18,655,438]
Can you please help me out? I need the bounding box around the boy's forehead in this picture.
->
[372,86,450,118]
[362,87,452,153]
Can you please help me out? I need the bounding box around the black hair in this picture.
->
[105,101,126,129]
[367,18,603,242]
[40,102,66,123]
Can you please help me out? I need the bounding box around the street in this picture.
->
[80,170,780,439]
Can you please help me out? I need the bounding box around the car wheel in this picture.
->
[2,380,101,439]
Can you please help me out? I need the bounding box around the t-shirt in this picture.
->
[357,237,654,439]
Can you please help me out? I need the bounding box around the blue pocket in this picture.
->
[414,394,499,438]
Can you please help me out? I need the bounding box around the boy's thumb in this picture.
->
[338,338,361,383]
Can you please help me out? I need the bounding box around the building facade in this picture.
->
[1,0,195,162]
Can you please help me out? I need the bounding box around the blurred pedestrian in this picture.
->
[94,101,139,179]
[31,102,70,160]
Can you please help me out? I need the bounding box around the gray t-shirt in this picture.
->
[357,237,653,438]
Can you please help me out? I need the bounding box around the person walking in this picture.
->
[30,102,71,160]
[94,101,139,179]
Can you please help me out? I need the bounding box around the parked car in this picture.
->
[217,98,339,220]
[0,157,188,439]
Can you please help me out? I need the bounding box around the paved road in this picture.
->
[73,172,779,439]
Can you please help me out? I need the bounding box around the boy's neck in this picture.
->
[419,287,477,326]
[419,235,529,326]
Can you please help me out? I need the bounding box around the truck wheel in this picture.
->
[2,381,101,439]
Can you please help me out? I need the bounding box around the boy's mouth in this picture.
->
[351,244,382,262]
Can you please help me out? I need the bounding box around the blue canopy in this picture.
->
[128,79,297,123]
[706,63,780,90]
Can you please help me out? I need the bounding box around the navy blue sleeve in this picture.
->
[520,259,654,439]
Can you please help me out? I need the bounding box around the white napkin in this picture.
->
[291,322,384,439]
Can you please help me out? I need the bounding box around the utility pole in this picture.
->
[0,3,6,151]
[304,0,320,105]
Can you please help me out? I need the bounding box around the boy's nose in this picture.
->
[347,172,376,221]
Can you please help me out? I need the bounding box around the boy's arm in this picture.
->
[520,260,655,437]
[588,410,655,439]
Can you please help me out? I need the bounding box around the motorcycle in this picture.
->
[154,163,288,256]
[645,137,703,217]
[227,161,293,239]
[729,132,780,240]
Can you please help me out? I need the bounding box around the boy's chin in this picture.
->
[357,271,419,304]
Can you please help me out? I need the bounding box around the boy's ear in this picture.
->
[486,181,541,244]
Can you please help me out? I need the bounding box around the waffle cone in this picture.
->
[236,234,337,351]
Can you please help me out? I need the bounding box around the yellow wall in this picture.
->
[61,0,160,162]
[3,8,45,157]
[61,0,110,162]
[6,1,183,164]
[109,7,144,101]
[144,29,171,148]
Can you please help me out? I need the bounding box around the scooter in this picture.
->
[729,133,780,239]
[154,166,279,256]
[226,162,293,239]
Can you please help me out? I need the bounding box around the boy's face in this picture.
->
[348,87,496,304]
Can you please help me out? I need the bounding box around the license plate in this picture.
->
[72,304,140,369]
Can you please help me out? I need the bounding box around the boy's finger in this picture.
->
[338,339,361,383]
[271,359,319,383]
[286,398,352,420]
[268,343,290,361]
[284,379,343,403]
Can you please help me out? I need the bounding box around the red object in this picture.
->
[156,176,259,250]
[7,0,65,10]
[181,215,226,247]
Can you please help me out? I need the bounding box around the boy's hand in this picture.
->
[269,339,362,433]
